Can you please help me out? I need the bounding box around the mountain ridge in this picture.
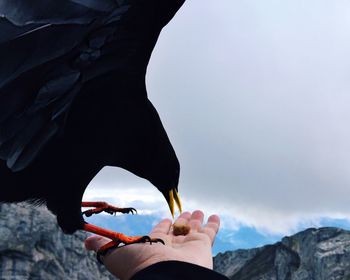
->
[214,227,350,279]
[1,203,350,279]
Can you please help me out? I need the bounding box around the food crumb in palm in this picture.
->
[173,221,191,236]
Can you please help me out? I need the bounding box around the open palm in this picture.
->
[85,210,220,280]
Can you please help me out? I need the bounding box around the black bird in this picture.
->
[0,0,184,254]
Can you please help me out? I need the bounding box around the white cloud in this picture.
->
[84,168,350,235]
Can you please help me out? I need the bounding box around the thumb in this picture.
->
[85,235,110,251]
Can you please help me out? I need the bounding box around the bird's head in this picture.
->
[142,142,182,218]
[109,96,182,218]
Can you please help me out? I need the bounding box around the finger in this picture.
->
[206,214,220,232]
[199,214,220,245]
[176,211,191,222]
[84,235,110,252]
[173,211,191,227]
[150,218,172,235]
[189,210,204,231]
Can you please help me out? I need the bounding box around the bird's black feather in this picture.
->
[0,0,184,233]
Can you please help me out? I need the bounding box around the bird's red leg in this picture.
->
[83,223,157,244]
[83,223,164,262]
[81,201,136,217]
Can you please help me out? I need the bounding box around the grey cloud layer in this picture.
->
[89,0,350,230]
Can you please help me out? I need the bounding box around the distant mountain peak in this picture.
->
[214,226,350,279]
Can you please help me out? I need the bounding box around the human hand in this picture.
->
[85,210,220,280]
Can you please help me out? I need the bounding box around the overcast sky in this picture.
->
[84,0,350,235]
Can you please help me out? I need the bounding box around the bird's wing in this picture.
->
[0,0,185,172]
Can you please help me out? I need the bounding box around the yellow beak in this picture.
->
[166,188,182,218]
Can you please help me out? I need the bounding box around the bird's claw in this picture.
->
[96,235,165,264]
[82,203,137,217]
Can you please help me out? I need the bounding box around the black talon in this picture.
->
[122,207,137,214]
[137,236,165,245]
[82,210,93,217]
[96,252,104,264]
[141,235,151,242]
[96,244,120,264]
[155,238,165,245]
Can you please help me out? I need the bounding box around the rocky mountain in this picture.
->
[214,227,350,280]
[0,203,114,280]
[1,202,350,280]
